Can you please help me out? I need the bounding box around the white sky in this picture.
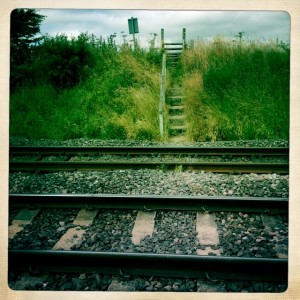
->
[38,10,290,47]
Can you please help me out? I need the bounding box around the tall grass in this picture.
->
[181,36,289,141]
[10,34,162,140]
[10,34,289,142]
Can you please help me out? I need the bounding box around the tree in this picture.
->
[11,9,45,60]
[10,9,45,88]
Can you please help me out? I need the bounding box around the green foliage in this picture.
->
[39,33,96,89]
[10,84,57,138]
[182,36,290,141]
[10,9,45,90]
[10,34,161,140]
[10,29,289,142]
[10,9,45,59]
[146,48,163,66]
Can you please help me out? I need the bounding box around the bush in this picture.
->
[36,33,96,89]
[10,34,162,141]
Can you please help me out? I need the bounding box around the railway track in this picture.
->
[8,145,289,290]
[9,193,288,286]
[9,146,289,173]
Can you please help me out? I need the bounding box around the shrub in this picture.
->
[10,34,162,140]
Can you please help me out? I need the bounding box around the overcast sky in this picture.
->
[38,10,290,47]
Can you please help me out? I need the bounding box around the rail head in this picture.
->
[9,193,289,213]
[9,145,289,155]
[8,249,288,282]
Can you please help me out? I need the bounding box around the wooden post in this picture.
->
[182,28,186,49]
[159,52,166,139]
[161,28,164,51]
[132,17,136,50]
[133,32,136,50]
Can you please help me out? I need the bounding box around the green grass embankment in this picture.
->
[10,34,162,141]
[10,34,289,142]
[181,36,289,142]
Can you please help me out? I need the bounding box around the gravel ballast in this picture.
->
[9,170,288,198]
[9,208,79,249]
[8,271,287,292]
[215,212,288,258]
[74,209,137,252]
[9,137,289,148]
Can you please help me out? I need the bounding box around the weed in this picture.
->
[174,165,183,172]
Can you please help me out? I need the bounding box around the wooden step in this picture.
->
[170,125,186,130]
[164,42,183,46]
[169,105,184,110]
[169,115,185,120]
[165,51,182,54]
[167,57,181,60]
[169,135,187,143]
[167,96,185,99]
[169,125,186,137]
[169,116,185,126]
[165,47,183,51]
[167,60,180,64]
[169,87,182,89]
[168,90,184,96]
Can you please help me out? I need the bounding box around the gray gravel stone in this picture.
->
[9,170,289,199]
[9,137,288,148]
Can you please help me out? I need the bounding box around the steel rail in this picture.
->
[9,145,289,156]
[9,194,288,213]
[8,250,287,282]
[9,161,288,173]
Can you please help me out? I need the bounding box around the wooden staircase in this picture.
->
[167,86,187,142]
[160,28,187,143]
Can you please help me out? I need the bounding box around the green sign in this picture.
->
[128,17,139,34]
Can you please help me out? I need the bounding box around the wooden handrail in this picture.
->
[159,52,167,139]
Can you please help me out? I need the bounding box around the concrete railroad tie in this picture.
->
[52,209,98,250]
[9,209,40,239]
[196,212,221,256]
[131,211,156,245]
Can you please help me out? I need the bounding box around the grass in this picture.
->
[10,34,290,142]
[10,35,162,141]
[181,36,289,141]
